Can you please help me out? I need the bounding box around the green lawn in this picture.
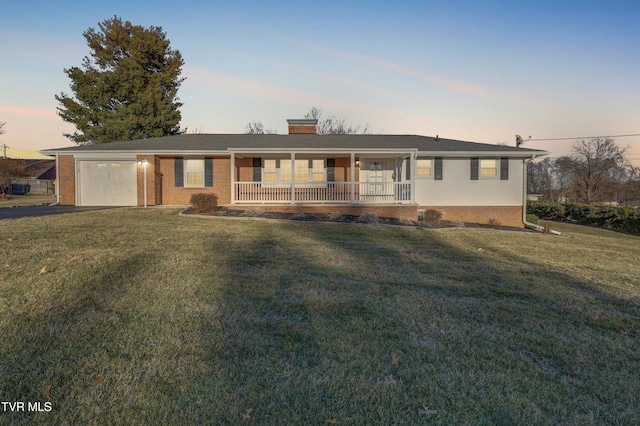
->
[0,194,56,208]
[1,209,638,425]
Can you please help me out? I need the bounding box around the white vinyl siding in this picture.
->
[414,157,523,206]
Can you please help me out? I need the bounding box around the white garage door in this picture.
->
[79,161,138,206]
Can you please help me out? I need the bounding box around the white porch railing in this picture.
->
[234,182,411,204]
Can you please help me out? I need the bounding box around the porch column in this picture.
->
[230,153,235,204]
[290,152,295,204]
[410,152,416,203]
[350,152,355,203]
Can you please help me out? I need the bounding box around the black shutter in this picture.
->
[204,158,213,187]
[326,158,335,182]
[470,158,479,180]
[405,159,411,180]
[500,158,509,180]
[253,158,261,182]
[174,158,184,187]
[434,158,443,180]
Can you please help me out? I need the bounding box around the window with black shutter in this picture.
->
[500,158,509,180]
[252,158,261,182]
[174,158,184,187]
[470,158,479,180]
[434,158,443,180]
[326,158,336,182]
[204,158,213,187]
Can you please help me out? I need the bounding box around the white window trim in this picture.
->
[184,158,205,188]
[262,158,327,186]
[479,159,499,179]
[416,158,433,179]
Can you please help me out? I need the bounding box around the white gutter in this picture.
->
[523,154,561,235]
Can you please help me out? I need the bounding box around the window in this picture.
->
[279,159,292,183]
[471,158,508,180]
[295,160,309,183]
[262,159,327,184]
[480,159,498,178]
[184,159,204,187]
[416,159,432,178]
[311,159,325,182]
[263,159,277,183]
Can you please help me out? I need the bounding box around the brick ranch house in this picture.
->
[42,119,548,227]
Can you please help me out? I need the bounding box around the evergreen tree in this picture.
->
[56,16,185,144]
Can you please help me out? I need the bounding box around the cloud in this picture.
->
[296,41,538,108]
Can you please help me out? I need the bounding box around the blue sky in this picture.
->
[1,0,639,163]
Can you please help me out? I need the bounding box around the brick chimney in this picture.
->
[287,118,318,135]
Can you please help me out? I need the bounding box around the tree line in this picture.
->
[528,137,639,206]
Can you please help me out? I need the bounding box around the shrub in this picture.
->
[526,214,540,225]
[326,212,344,222]
[421,209,443,224]
[487,218,501,228]
[356,212,379,224]
[527,201,640,235]
[527,201,565,220]
[190,193,218,213]
[291,212,308,220]
[623,210,640,234]
[241,208,266,217]
[565,204,597,225]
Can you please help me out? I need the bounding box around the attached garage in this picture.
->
[78,160,137,206]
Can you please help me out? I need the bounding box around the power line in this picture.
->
[529,133,640,142]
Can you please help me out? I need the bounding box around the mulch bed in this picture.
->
[183,206,528,231]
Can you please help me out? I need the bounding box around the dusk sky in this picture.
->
[1,0,639,164]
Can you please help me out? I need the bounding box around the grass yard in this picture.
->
[0,194,56,208]
[0,209,639,425]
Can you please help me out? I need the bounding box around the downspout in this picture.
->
[523,154,561,235]
[52,153,60,205]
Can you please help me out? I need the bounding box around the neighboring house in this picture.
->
[42,119,548,227]
[11,160,56,195]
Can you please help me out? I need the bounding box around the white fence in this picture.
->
[234,182,411,204]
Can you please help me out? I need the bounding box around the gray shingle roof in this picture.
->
[43,134,547,155]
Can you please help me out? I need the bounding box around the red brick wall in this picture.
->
[154,156,163,205]
[421,205,524,227]
[58,155,75,205]
[159,157,231,205]
[136,155,157,206]
[236,157,253,182]
[288,125,316,134]
[228,204,418,221]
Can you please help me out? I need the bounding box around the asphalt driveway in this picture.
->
[0,206,119,220]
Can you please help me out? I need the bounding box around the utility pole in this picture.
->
[1,144,8,159]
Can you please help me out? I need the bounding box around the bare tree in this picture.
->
[619,165,640,206]
[527,156,574,203]
[569,137,628,204]
[0,121,5,136]
[0,159,27,192]
[305,107,372,135]
[553,156,575,203]
[244,121,275,134]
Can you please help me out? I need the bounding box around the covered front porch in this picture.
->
[229,149,417,205]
